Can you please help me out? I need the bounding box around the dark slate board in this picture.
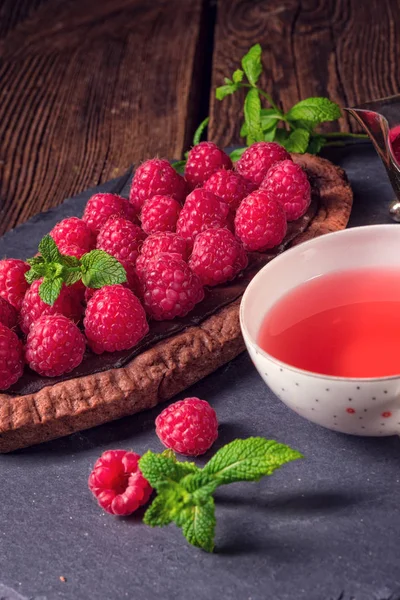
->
[0,144,400,600]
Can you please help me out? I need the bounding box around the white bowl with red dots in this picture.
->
[240,224,400,436]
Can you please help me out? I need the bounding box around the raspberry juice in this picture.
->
[257,268,400,378]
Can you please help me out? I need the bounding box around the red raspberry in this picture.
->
[136,232,188,277]
[83,193,137,235]
[176,188,231,250]
[49,217,95,253]
[189,228,248,287]
[141,253,204,320]
[96,217,146,265]
[156,397,218,456]
[235,190,287,252]
[88,450,152,516]
[20,279,84,334]
[203,169,254,210]
[140,195,181,235]
[84,285,149,354]
[0,259,30,311]
[0,297,18,329]
[236,142,291,186]
[185,142,232,188]
[55,243,86,259]
[0,324,24,390]
[130,159,186,213]
[84,260,142,303]
[260,159,311,221]
[25,314,86,377]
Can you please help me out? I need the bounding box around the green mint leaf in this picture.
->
[229,147,246,162]
[38,277,63,306]
[38,235,61,263]
[232,69,244,84]
[260,108,282,131]
[60,255,80,268]
[264,124,277,142]
[181,497,216,553]
[288,118,316,133]
[307,134,326,154]
[216,84,238,101]
[224,77,232,84]
[62,268,82,286]
[283,128,310,153]
[241,43,262,87]
[193,117,210,145]
[274,128,289,144]
[203,437,302,485]
[139,450,199,489]
[143,492,175,528]
[286,97,341,126]
[240,121,248,137]
[80,250,126,289]
[244,88,263,144]
[27,256,45,267]
[172,160,186,175]
[25,267,41,285]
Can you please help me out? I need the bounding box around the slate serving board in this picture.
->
[0,144,399,600]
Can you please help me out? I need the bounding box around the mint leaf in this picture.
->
[224,77,232,84]
[260,108,282,130]
[172,160,186,175]
[60,255,80,268]
[25,267,41,285]
[274,128,289,144]
[232,69,244,84]
[216,84,238,101]
[193,117,210,145]
[241,43,262,87]
[38,235,61,263]
[181,497,216,553]
[80,250,126,289]
[27,256,45,267]
[143,492,175,527]
[240,121,248,137]
[244,88,263,144]
[229,147,246,162]
[264,125,277,142]
[307,134,326,154]
[139,450,198,489]
[39,277,63,306]
[283,128,310,153]
[286,97,341,126]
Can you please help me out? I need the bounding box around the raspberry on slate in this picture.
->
[203,168,254,211]
[0,297,18,329]
[0,259,30,311]
[176,188,232,250]
[235,189,287,252]
[19,279,84,335]
[141,253,204,320]
[96,217,146,265]
[25,314,86,377]
[83,193,137,235]
[49,217,95,253]
[84,285,149,354]
[184,142,232,188]
[130,158,186,214]
[189,228,248,287]
[140,194,181,235]
[0,324,24,390]
[236,142,291,187]
[88,449,152,516]
[136,231,188,278]
[260,159,312,221]
[156,397,218,456]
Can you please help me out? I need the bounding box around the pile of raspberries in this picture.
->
[0,141,311,390]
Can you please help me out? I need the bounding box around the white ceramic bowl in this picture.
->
[240,224,400,436]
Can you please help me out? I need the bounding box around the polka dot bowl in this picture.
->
[240,224,400,436]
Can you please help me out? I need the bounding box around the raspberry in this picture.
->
[49,217,95,253]
[260,159,312,221]
[140,195,181,235]
[236,142,291,186]
[189,228,248,287]
[136,232,188,277]
[0,259,30,311]
[96,217,146,264]
[141,253,204,320]
[156,397,218,456]
[0,324,24,390]
[83,193,137,235]
[203,169,254,210]
[25,314,86,377]
[55,243,86,259]
[184,142,232,188]
[0,297,18,329]
[235,190,287,252]
[176,188,231,250]
[130,159,186,213]
[20,279,84,335]
[84,285,149,354]
[88,450,152,516]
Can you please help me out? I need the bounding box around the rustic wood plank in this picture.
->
[209,0,400,146]
[0,0,205,235]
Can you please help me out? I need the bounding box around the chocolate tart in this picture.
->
[0,153,353,452]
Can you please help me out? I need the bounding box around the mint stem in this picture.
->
[324,132,368,140]
[240,83,283,115]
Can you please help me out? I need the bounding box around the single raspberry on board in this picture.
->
[0,324,24,390]
[203,168,254,210]
[136,232,188,278]
[84,285,149,354]
[25,314,86,377]
[0,297,18,329]
[88,449,152,516]
[140,194,181,235]
[49,217,95,253]
[189,228,248,287]
[19,279,84,334]
[83,193,136,235]
[96,217,146,265]
[176,188,231,250]
[260,159,311,221]
[235,190,287,252]
[156,397,218,456]
[236,142,291,186]
[184,142,232,188]
[130,158,187,213]
[141,253,204,320]
[0,259,30,311]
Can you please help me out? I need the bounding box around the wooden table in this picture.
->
[0,0,399,235]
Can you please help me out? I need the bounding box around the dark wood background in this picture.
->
[0,0,399,235]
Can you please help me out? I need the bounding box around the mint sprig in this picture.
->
[139,437,302,552]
